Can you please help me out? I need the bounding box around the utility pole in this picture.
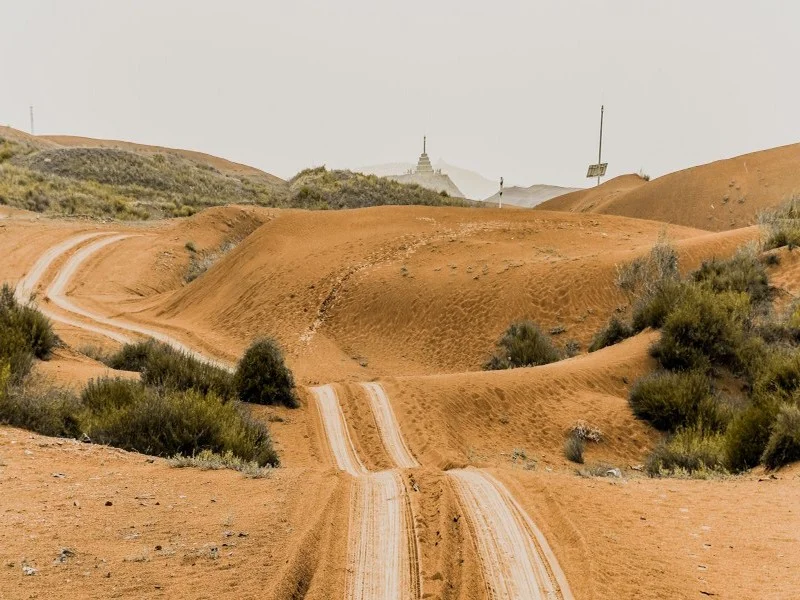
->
[29,106,34,135]
[597,105,604,186]
[586,105,608,186]
[499,176,503,209]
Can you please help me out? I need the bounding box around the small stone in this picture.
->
[105,501,113,507]
[237,532,248,538]
[22,565,37,576]
[52,473,66,478]
[606,468,622,478]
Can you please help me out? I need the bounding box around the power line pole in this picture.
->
[29,106,35,135]
[499,176,503,209]
[597,105,604,187]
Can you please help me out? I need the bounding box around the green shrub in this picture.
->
[564,434,585,464]
[83,378,278,466]
[484,321,562,370]
[725,401,779,472]
[0,378,82,438]
[235,338,298,408]
[0,284,59,383]
[616,240,679,298]
[752,350,800,401]
[588,316,633,352]
[760,196,800,250]
[629,370,726,432]
[761,404,800,470]
[631,279,687,332]
[691,248,771,306]
[646,427,727,476]
[650,287,750,372]
[106,340,235,399]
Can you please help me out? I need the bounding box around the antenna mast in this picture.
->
[597,105,604,186]
[30,106,35,135]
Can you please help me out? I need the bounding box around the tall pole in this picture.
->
[30,106,34,135]
[597,105,604,186]
[499,176,503,209]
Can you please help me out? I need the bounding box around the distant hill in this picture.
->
[0,127,473,220]
[358,159,497,201]
[537,143,800,231]
[484,184,582,208]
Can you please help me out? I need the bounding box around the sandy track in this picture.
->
[361,382,419,469]
[311,384,421,600]
[348,471,420,600]
[36,233,234,371]
[15,231,112,303]
[448,469,573,600]
[310,384,367,477]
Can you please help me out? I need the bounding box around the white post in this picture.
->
[499,176,503,209]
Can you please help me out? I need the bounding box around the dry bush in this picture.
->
[484,321,562,370]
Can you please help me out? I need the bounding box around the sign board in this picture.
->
[586,163,608,178]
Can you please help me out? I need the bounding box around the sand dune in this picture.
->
[538,143,800,231]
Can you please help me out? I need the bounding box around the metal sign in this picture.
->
[586,163,608,178]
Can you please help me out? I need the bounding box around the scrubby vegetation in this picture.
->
[287,167,473,209]
[564,435,585,463]
[593,215,800,475]
[0,293,282,468]
[760,195,800,250]
[80,378,277,466]
[588,316,633,352]
[236,338,298,408]
[0,284,59,383]
[484,321,562,370]
[105,339,235,399]
[0,136,473,220]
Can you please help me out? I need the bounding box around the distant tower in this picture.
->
[415,135,434,174]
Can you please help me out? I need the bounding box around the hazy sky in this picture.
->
[2,1,798,188]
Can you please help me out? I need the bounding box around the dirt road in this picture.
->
[361,382,419,469]
[21,234,573,600]
[28,232,234,370]
[310,385,367,477]
[311,384,421,600]
[448,469,573,599]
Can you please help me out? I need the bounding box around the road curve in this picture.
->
[15,231,112,303]
[361,382,418,469]
[448,469,573,600]
[43,234,233,371]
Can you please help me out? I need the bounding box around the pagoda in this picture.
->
[415,136,434,174]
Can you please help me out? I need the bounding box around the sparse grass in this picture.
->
[186,239,238,283]
[760,195,800,250]
[235,338,298,408]
[105,340,235,399]
[615,238,679,298]
[484,320,562,370]
[169,449,272,478]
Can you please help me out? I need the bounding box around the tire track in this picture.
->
[310,384,420,600]
[310,384,367,477]
[361,382,419,469]
[448,469,574,600]
[29,233,233,371]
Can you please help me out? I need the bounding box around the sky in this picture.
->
[2,0,799,189]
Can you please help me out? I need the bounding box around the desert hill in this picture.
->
[537,143,800,230]
[0,128,470,219]
[2,198,800,599]
[484,183,582,208]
